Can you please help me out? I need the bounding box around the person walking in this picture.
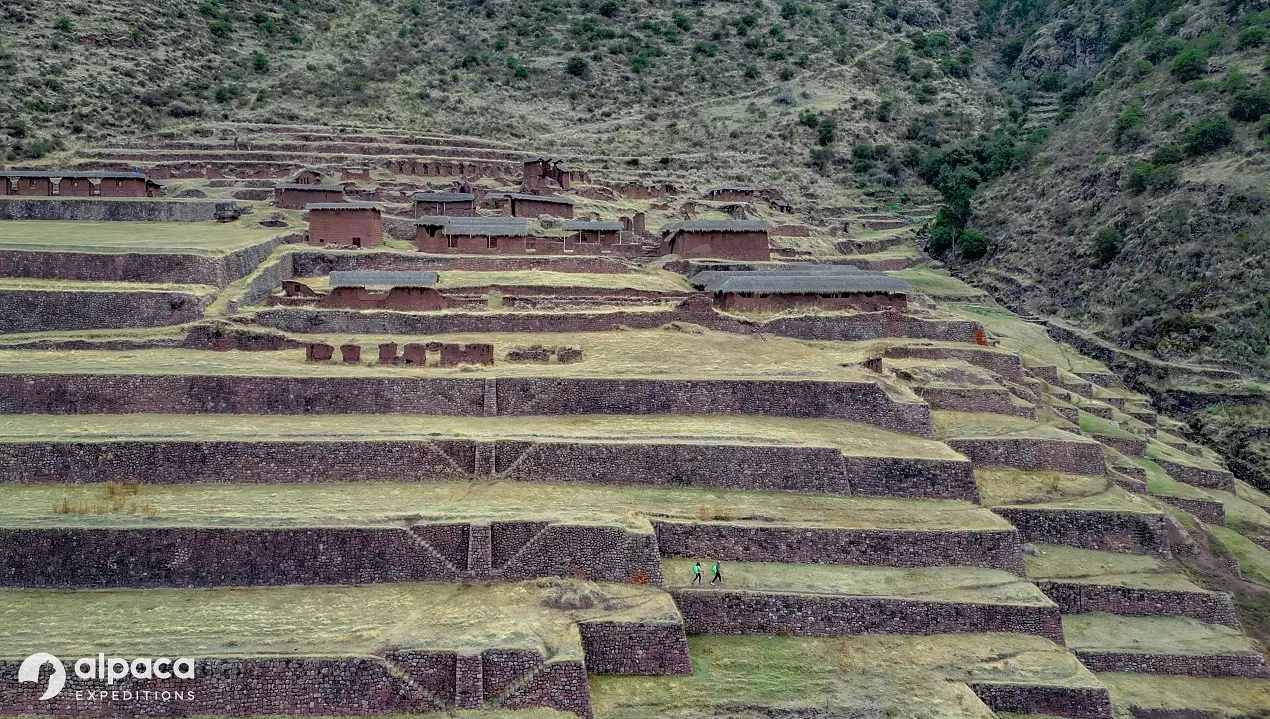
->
[692,562,703,585]
[710,560,722,584]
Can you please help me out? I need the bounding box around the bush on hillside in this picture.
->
[1183,116,1235,155]
[1092,226,1122,265]
[566,55,590,77]
[1126,163,1179,192]
[1171,49,1208,81]
[958,229,989,259]
[1151,143,1184,165]
[1230,88,1270,122]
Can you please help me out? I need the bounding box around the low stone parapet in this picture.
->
[1073,650,1269,678]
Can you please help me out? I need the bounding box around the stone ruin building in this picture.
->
[659,219,773,261]
[305,202,383,248]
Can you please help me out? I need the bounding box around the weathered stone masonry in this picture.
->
[1035,581,1238,626]
[991,508,1172,559]
[671,590,1064,643]
[0,375,934,436]
[0,289,213,333]
[969,682,1113,719]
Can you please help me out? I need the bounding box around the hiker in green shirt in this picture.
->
[692,561,702,585]
[710,560,722,584]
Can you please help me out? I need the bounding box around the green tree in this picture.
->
[1230,88,1270,122]
[957,230,989,260]
[1171,49,1208,82]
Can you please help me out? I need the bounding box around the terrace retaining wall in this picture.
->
[290,251,634,275]
[0,239,280,286]
[991,508,1172,559]
[1153,458,1237,492]
[0,651,593,718]
[969,682,1113,719]
[654,522,1027,574]
[882,345,1025,381]
[945,437,1106,474]
[576,622,694,675]
[0,523,661,588]
[0,289,213,333]
[1155,495,1227,525]
[671,590,1064,642]
[1073,651,1269,678]
[0,197,242,222]
[248,306,980,344]
[0,375,933,436]
[1035,581,1238,626]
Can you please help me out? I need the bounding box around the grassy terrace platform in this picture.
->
[1098,673,1270,717]
[0,220,277,255]
[591,634,1102,719]
[661,560,1052,606]
[1063,613,1262,656]
[295,269,693,293]
[1023,545,1207,593]
[0,413,960,459]
[0,580,675,661]
[0,277,217,294]
[0,481,1006,532]
[932,411,1093,443]
[974,468,1159,513]
[0,329,917,384]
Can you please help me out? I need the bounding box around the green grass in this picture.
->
[0,481,1010,532]
[0,328,914,385]
[1078,412,1139,440]
[889,265,990,299]
[1023,544,1206,593]
[944,305,1106,374]
[0,580,676,661]
[932,411,1102,444]
[1098,673,1270,719]
[1063,613,1262,655]
[0,221,277,255]
[590,634,1099,719]
[974,467,1158,512]
[661,560,1053,605]
[1210,526,1270,589]
[0,277,218,294]
[0,413,961,460]
[1146,437,1227,472]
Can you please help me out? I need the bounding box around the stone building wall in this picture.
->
[653,522,1027,574]
[1034,581,1238,626]
[670,590,1064,643]
[667,230,770,261]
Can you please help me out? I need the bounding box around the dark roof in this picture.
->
[275,182,345,191]
[662,219,773,235]
[1,170,155,181]
[305,202,379,211]
[563,220,623,231]
[329,270,437,289]
[707,274,913,295]
[689,265,868,288]
[442,217,528,237]
[415,215,455,226]
[503,193,574,205]
[414,191,475,203]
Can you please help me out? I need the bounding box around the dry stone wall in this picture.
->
[991,508,1172,559]
[670,590,1064,642]
[1152,458,1237,492]
[969,682,1113,719]
[0,198,241,222]
[945,437,1106,474]
[654,522,1027,574]
[1073,651,1269,678]
[0,238,278,286]
[1035,581,1238,626]
[0,289,212,333]
[576,622,693,675]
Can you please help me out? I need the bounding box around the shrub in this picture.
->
[894,51,911,73]
[853,144,876,160]
[779,67,795,80]
[1144,38,1184,63]
[1172,49,1208,81]
[798,110,819,128]
[566,55,590,77]
[693,42,718,57]
[957,230,989,260]
[598,0,620,18]
[54,17,72,32]
[876,99,894,122]
[1126,163,1179,192]
[1092,226,1122,265]
[743,63,760,79]
[514,64,529,79]
[1113,103,1143,146]
[809,147,833,171]
[251,51,270,73]
[1182,116,1235,155]
[210,20,233,38]
[166,100,201,118]
[1238,26,1268,49]
[673,12,691,31]
[817,118,837,145]
[1230,88,1270,122]
[1151,143,1184,165]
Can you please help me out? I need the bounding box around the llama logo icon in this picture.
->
[18,653,65,700]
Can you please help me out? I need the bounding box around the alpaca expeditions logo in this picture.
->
[17,652,196,703]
